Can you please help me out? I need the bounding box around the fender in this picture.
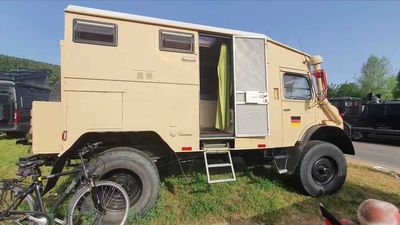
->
[286,125,355,174]
[43,131,173,194]
[43,132,96,194]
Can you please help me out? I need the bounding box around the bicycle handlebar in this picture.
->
[79,142,102,157]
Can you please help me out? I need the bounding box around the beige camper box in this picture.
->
[31,5,354,215]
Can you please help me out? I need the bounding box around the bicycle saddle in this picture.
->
[17,160,45,168]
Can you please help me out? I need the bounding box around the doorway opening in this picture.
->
[199,34,234,138]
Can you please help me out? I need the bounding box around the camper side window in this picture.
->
[73,19,117,46]
[283,74,312,100]
[159,30,194,53]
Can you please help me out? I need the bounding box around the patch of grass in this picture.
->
[1,139,399,225]
[0,139,30,178]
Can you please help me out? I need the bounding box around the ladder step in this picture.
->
[203,150,236,184]
[273,155,289,159]
[277,169,288,174]
[207,163,232,168]
[203,143,229,149]
[272,151,289,174]
[208,178,236,184]
[205,149,229,153]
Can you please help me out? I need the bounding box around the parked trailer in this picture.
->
[29,5,354,215]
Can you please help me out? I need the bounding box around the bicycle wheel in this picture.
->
[66,181,129,225]
[0,182,37,225]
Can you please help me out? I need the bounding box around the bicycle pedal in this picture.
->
[27,215,48,225]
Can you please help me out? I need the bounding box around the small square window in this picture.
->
[283,74,312,100]
[159,30,194,53]
[73,19,117,46]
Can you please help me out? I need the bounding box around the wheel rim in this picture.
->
[311,157,337,186]
[0,187,37,225]
[68,182,129,225]
[103,170,143,205]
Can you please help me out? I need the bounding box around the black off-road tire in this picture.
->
[90,147,160,216]
[49,80,61,102]
[295,141,347,196]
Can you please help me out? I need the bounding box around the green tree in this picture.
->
[337,82,362,98]
[385,75,398,100]
[392,70,400,99]
[328,82,362,98]
[357,55,394,99]
[328,83,339,97]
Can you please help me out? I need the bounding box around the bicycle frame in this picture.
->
[1,145,104,224]
[0,168,82,224]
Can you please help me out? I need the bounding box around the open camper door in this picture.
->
[233,36,269,137]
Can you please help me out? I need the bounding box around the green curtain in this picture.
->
[215,44,230,131]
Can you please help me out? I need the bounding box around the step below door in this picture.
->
[234,36,269,137]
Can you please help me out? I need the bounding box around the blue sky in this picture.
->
[0,1,399,84]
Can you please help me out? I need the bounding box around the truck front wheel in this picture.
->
[295,141,347,196]
[89,147,160,216]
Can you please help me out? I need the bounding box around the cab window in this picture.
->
[283,74,312,100]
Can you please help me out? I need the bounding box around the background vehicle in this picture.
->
[351,100,400,141]
[29,5,354,215]
[329,97,362,125]
[329,97,363,138]
[330,95,400,141]
[0,70,50,136]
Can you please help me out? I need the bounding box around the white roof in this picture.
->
[66,5,268,38]
[65,5,310,56]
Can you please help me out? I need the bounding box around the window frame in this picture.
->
[159,30,195,54]
[282,73,313,101]
[73,19,118,47]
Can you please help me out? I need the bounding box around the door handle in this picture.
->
[273,88,279,100]
[283,108,291,112]
[181,56,196,62]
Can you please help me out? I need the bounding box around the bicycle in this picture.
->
[0,144,130,225]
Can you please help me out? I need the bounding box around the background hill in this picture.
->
[0,54,60,86]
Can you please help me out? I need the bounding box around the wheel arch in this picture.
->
[67,131,174,158]
[286,125,354,174]
[306,125,355,155]
[44,131,173,194]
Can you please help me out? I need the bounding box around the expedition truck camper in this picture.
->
[30,5,354,215]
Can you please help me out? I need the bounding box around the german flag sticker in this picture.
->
[291,116,301,127]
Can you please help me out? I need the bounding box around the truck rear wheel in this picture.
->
[90,147,160,216]
[295,141,347,196]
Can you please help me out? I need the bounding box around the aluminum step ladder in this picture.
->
[272,152,289,174]
[203,145,236,183]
